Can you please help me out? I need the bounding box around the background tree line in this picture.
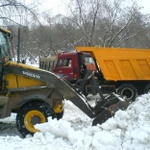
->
[1,0,150,61]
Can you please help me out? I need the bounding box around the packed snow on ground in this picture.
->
[0,93,150,150]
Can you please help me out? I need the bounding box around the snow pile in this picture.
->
[34,94,150,150]
[0,94,150,150]
[95,94,150,150]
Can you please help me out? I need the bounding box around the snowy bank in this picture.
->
[0,94,150,150]
[35,94,150,150]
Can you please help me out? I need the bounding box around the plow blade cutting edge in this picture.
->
[92,94,130,126]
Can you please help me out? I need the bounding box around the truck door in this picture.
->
[78,54,87,78]
[84,54,96,71]
[55,58,74,81]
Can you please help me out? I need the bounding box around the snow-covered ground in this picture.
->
[0,93,150,150]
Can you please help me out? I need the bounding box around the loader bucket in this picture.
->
[92,95,130,126]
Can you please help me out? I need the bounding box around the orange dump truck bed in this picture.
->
[76,47,150,81]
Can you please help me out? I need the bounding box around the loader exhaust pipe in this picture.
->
[17,27,21,63]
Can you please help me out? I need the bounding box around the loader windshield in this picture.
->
[0,30,11,61]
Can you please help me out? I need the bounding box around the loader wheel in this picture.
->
[16,101,55,138]
[117,84,138,101]
[144,84,150,93]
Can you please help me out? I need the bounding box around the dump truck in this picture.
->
[75,47,150,100]
[0,28,129,138]
[40,47,150,100]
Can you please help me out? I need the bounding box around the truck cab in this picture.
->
[52,52,96,83]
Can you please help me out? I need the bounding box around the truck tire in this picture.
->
[117,84,138,101]
[144,84,150,93]
[16,101,55,138]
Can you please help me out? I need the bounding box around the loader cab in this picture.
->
[0,28,12,88]
[0,29,12,61]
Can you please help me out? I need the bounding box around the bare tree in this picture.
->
[9,0,150,59]
[64,0,102,46]
[61,0,145,48]
[0,0,40,26]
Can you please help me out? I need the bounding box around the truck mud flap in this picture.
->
[92,101,130,126]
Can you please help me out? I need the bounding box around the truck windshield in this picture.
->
[0,31,11,61]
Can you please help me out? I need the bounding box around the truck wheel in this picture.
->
[117,84,138,101]
[16,101,55,138]
[144,84,150,93]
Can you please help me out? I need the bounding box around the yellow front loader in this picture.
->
[0,28,129,137]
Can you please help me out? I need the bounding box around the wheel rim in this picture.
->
[24,110,46,133]
[121,87,134,99]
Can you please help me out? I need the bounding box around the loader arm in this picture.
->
[3,61,94,118]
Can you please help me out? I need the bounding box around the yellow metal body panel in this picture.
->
[4,62,45,89]
[5,61,41,70]
[5,74,45,89]
[76,47,150,81]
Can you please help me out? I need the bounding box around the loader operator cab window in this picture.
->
[0,32,10,61]
[0,31,11,89]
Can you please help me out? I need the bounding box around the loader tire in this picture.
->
[144,84,150,94]
[16,101,55,138]
[117,84,137,101]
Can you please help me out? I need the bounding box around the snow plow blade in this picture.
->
[92,97,130,126]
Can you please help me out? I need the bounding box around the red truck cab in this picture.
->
[52,52,96,83]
